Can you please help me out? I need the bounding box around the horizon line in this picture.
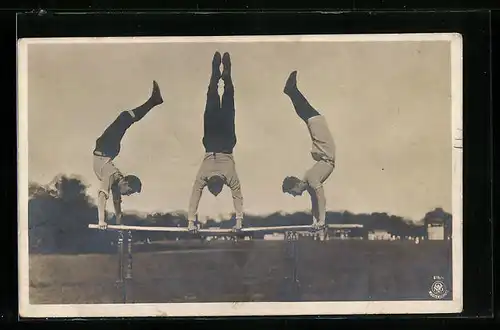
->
[27,178,451,224]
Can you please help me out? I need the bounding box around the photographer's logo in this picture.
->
[429,276,448,299]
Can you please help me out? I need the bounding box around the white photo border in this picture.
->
[17,33,463,318]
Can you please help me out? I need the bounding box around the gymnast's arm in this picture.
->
[311,186,326,225]
[307,185,326,224]
[112,194,123,225]
[188,175,207,222]
[227,174,244,221]
[317,186,326,224]
[97,191,108,228]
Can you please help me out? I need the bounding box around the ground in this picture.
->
[29,239,453,304]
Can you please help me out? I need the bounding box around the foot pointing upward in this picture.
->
[150,80,163,106]
[212,51,222,80]
[283,70,298,95]
[222,52,231,80]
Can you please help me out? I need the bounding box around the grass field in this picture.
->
[29,239,453,304]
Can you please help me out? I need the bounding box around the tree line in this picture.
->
[27,174,452,254]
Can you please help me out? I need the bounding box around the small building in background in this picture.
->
[330,229,352,240]
[423,208,452,240]
[368,229,392,241]
[297,231,314,238]
[427,223,444,240]
[425,218,445,240]
[264,233,285,240]
[329,227,366,240]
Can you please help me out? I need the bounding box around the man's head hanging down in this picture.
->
[207,175,225,196]
[282,176,307,197]
[118,174,143,196]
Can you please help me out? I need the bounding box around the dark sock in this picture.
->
[288,91,320,122]
[131,81,163,121]
[130,98,157,121]
[284,71,319,121]
[212,51,222,84]
[222,52,232,84]
[284,70,298,94]
[223,75,233,91]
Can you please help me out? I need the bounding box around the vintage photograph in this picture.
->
[17,34,463,317]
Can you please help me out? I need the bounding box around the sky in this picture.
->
[24,37,455,222]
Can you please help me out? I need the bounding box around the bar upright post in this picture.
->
[117,230,124,283]
[126,230,133,280]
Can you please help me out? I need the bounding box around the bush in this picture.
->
[28,174,453,254]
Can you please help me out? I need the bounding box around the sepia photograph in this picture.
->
[17,33,463,317]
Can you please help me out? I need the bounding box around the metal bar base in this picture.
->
[116,230,133,303]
